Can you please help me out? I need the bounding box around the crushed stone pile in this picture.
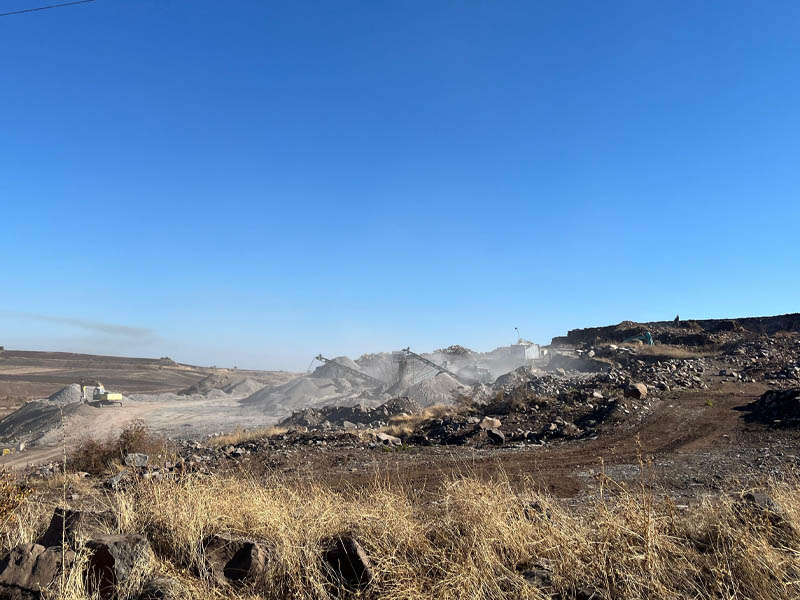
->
[178,373,237,396]
[0,400,97,446]
[309,356,364,380]
[222,378,266,396]
[402,373,466,407]
[47,384,83,405]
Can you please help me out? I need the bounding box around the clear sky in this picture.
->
[1,1,798,371]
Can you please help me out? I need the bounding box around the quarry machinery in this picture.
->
[79,379,123,407]
[313,355,388,388]
[401,347,467,383]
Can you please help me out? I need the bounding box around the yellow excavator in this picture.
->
[79,379,123,407]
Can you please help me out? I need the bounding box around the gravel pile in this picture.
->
[402,373,466,407]
[222,378,267,396]
[47,384,83,405]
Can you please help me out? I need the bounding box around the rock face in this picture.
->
[321,536,373,591]
[85,534,153,600]
[201,534,268,586]
[0,543,75,599]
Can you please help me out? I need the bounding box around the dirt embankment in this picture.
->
[552,313,800,347]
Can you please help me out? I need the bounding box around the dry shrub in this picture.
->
[70,420,168,475]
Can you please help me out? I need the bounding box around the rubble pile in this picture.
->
[748,388,800,426]
[279,396,422,429]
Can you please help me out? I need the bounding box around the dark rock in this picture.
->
[85,534,153,600]
[321,535,373,591]
[486,428,505,445]
[0,544,75,599]
[37,508,114,548]
[201,534,268,586]
[748,388,800,425]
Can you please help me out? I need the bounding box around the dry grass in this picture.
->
[379,405,454,438]
[6,465,800,600]
[209,426,288,447]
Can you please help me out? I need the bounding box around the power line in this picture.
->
[0,0,97,18]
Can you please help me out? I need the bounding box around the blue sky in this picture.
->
[1,1,798,370]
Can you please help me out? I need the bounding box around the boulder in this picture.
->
[0,544,75,599]
[375,432,401,446]
[486,428,505,445]
[200,534,268,586]
[477,417,501,430]
[624,383,648,399]
[321,535,373,591]
[85,534,153,600]
[37,508,114,548]
[123,453,149,468]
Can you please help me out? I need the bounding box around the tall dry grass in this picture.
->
[6,467,800,599]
